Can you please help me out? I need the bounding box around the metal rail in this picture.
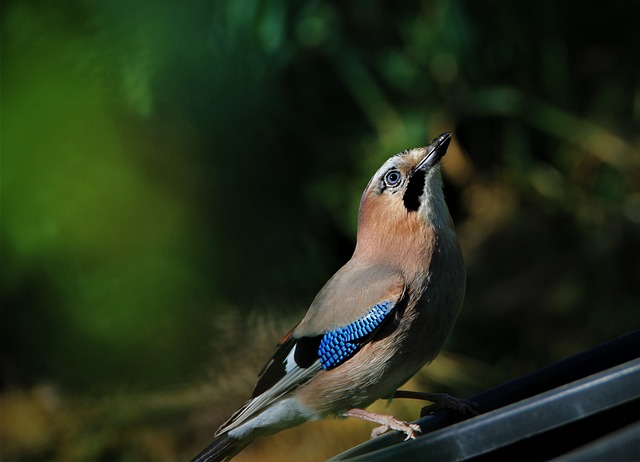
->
[330,330,640,461]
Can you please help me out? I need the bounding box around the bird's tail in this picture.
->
[191,432,249,462]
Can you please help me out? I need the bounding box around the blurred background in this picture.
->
[2,0,639,460]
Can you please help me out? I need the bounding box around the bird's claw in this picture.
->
[419,393,480,417]
[371,417,422,440]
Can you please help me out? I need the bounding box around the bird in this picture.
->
[193,132,470,461]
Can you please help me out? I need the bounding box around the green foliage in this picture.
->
[2,0,639,460]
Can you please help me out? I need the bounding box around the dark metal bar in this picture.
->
[332,358,640,461]
[330,330,640,461]
[550,421,640,462]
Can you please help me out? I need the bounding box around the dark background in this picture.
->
[2,1,639,460]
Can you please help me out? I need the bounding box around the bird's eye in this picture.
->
[383,170,402,188]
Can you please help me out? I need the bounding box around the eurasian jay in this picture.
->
[193,132,469,461]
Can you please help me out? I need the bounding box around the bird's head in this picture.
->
[354,132,454,264]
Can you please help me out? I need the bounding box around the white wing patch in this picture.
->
[284,344,298,374]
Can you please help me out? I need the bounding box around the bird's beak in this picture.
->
[415,132,452,172]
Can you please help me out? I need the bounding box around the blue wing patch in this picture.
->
[318,301,394,370]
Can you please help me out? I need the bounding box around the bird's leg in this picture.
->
[342,408,422,440]
[391,391,480,417]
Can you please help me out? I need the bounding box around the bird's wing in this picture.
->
[215,333,321,436]
[295,261,406,336]
[216,263,405,436]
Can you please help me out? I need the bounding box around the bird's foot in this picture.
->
[342,408,422,441]
[418,392,479,417]
[371,419,422,440]
[390,390,480,417]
